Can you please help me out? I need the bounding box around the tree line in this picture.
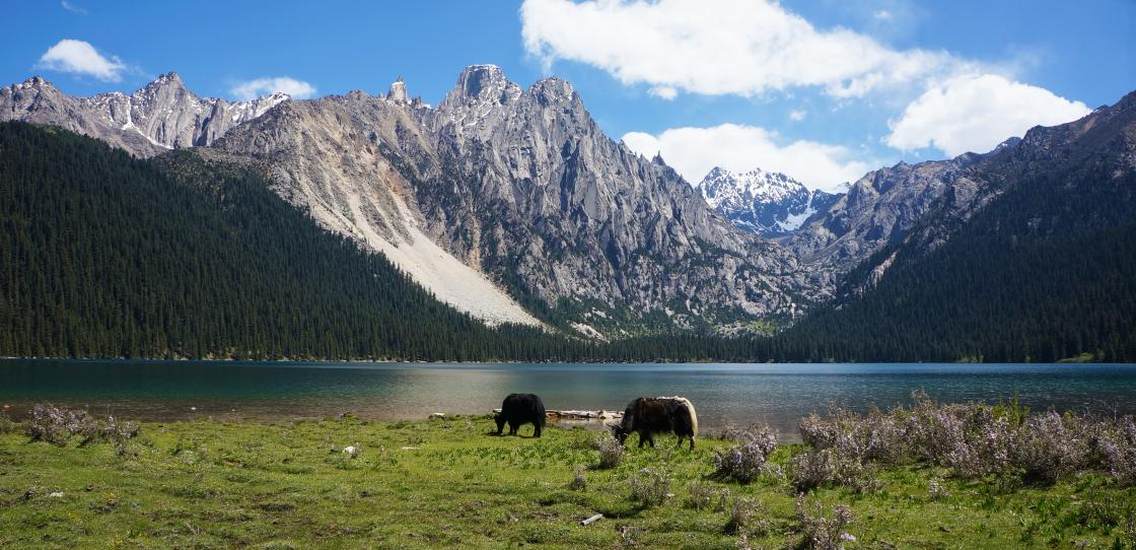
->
[1,122,1132,362]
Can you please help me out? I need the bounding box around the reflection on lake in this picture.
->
[3,360,1135,439]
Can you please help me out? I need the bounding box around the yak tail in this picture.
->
[679,397,698,439]
[662,396,698,439]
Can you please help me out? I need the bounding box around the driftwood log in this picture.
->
[580,513,603,526]
[491,408,623,424]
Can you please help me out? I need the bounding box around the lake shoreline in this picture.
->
[4,360,1136,437]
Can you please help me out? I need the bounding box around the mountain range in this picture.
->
[2,66,1133,361]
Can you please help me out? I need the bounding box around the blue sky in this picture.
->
[3,0,1133,191]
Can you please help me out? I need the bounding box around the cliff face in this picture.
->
[216,66,818,334]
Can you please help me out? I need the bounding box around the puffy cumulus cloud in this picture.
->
[789,109,807,121]
[521,0,962,99]
[886,73,1091,156]
[37,39,125,81]
[231,77,317,100]
[622,124,871,192]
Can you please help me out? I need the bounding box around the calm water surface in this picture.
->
[2,360,1135,439]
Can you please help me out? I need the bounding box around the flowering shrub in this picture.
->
[26,404,94,445]
[713,426,777,484]
[724,497,768,536]
[797,394,1134,487]
[928,478,950,500]
[628,467,670,507]
[25,404,138,454]
[1012,412,1093,484]
[795,495,855,550]
[593,431,624,469]
[685,481,729,511]
[1097,416,1136,486]
[791,448,878,493]
[568,465,587,490]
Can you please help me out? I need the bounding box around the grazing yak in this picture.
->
[495,393,546,437]
[614,396,698,450]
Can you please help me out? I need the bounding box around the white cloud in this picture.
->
[37,39,124,81]
[873,9,893,20]
[886,73,1091,156]
[60,1,87,14]
[789,109,807,121]
[521,0,963,98]
[231,77,317,100]
[622,124,872,192]
[650,86,678,100]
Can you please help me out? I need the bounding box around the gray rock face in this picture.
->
[785,94,1136,290]
[0,73,288,157]
[695,167,840,235]
[786,154,986,274]
[216,65,817,334]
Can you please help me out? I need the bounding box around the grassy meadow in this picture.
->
[0,412,1134,549]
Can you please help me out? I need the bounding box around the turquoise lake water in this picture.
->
[2,360,1134,438]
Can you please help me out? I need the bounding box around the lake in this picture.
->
[2,360,1135,439]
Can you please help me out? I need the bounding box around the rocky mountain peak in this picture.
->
[1,72,295,156]
[696,167,839,235]
[387,76,408,103]
[452,64,519,103]
[139,71,189,95]
[529,77,576,105]
[16,76,53,90]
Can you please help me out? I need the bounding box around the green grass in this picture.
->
[1,416,1134,548]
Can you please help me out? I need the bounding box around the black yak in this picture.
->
[495,393,546,437]
[613,396,698,449]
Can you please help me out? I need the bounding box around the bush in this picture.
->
[798,393,1132,487]
[628,467,670,507]
[928,478,950,500]
[1012,412,1093,484]
[26,404,95,446]
[724,497,767,536]
[24,404,138,453]
[800,408,904,464]
[796,496,855,550]
[594,431,624,469]
[568,465,587,490]
[1096,416,1136,486]
[685,481,729,511]
[791,448,878,493]
[0,412,19,434]
[713,426,777,484]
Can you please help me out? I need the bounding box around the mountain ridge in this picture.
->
[3,68,1132,345]
[694,166,840,235]
[0,72,289,157]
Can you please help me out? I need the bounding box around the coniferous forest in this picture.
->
[2,122,1134,362]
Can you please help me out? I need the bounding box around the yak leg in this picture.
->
[533,422,542,438]
[509,422,518,435]
[688,435,696,450]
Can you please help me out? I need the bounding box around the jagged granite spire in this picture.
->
[0,72,289,156]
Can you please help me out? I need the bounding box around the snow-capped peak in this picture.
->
[696,166,840,235]
[696,167,808,207]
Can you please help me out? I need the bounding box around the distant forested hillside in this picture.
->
[1,121,1133,362]
[772,110,1136,363]
[0,122,578,360]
